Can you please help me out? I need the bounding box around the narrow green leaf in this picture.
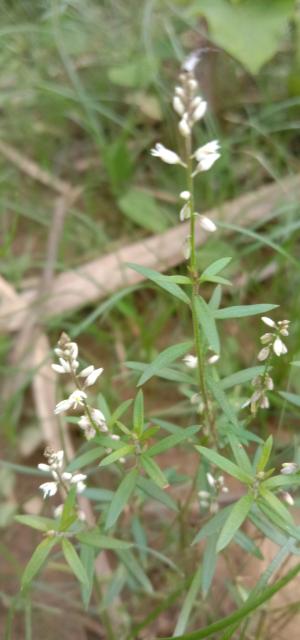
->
[15,515,56,532]
[196,446,253,484]
[118,188,168,232]
[217,494,254,552]
[137,341,193,386]
[207,377,239,428]
[234,530,263,560]
[220,366,265,390]
[256,436,273,472]
[263,474,300,490]
[99,445,134,467]
[214,303,278,319]
[77,530,131,549]
[141,455,169,489]
[259,488,294,524]
[59,486,77,531]
[127,263,190,304]
[126,361,194,385]
[80,544,95,610]
[109,398,133,428]
[202,535,218,597]
[168,275,193,285]
[195,296,220,354]
[21,537,56,590]
[201,257,232,279]
[137,476,178,512]
[147,425,199,457]
[279,391,300,408]
[67,447,103,472]
[173,563,202,636]
[105,468,139,529]
[62,538,88,585]
[208,284,222,310]
[133,390,144,434]
[228,436,253,476]
[192,505,233,545]
[117,549,153,593]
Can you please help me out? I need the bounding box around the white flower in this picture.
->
[180,190,190,200]
[191,100,207,123]
[84,367,104,387]
[281,462,298,475]
[175,86,185,98]
[69,389,87,408]
[193,153,220,174]
[111,434,120,441]
[281,491,294,506]
[206,472,215,488]
[197,214,217,232]
[150,143,183,165]
[257,347,270,362]
[208,354,219,365]
[183,354,198,368]
[62,471,87,494]
[79,365,95,378]
[40,481,58,499]
[183,236,191,260]
[261,316,276,328]
[179,203,191,222]
[194,140,220,161]
[173,95,185,116]
[260,333,273,345]
[178,117,191,137]
[54,398,73,414]
[273,337,287,356]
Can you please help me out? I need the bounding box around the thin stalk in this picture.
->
[184,135,216,444]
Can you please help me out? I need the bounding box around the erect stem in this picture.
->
[184,136,216,444]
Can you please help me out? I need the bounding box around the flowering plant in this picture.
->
[16,54,300,639]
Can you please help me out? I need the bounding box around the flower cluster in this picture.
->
[38,448,86,499]
[198,471,229,513]
[257,317,289,361]
[52,333,110,441]
[150,61,220,242]
[243,317,290,415]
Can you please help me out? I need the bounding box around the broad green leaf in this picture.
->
[105,468,139,529]
[62,538,88,585]
[202,535,218,597]
[127,263,190,304]
[192,505,233,545]
[77,530,131,549]
[137,476,178,512]
[21,537,56,590]
[15,515,56,532]
[214,303,278,319]
[256,436,273,472]
[195,296,220,354]
[193,0,295,75]
[67,447,103,472]
[118,189,168,233]
[196,446,253,484]
[80,544,95,610]
[174,562,202,636]
[141,455,169,489]
[146,425,199,457]
[99,445,134,467]
[117,549,153,593]
[279,391,300,408]
[220,366,265,390]
[217,494,254,552]
[200,257,232,280]
[133,390,144,435]
[137,341,193,386]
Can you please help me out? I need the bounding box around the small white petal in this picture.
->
[194,140,220,161]
[260,333,273,345]
[193,153,220,174]
[179,203,191,222]
[68,389,87,408]
[38,463,51,472]
[79,365,94,378]
[76,481,86,494]
[273,337,287,357]
[257,347,270,362]
[180,190,190,200]
[62,472,72,480]
[197,214,217,232]
[208,354,220,364]
[111,434,120,440]
[281,462,298,475]
[51,364,66,374]
[85,367,104,387]
[54,398,72,414]
[191,100,207,122]
[54,504,64,518]
[173,95,185,116]
[71,473,87,484]
[178,117,191,137]
[150,143,183,165]
[39,482,58,498]
[183,354,198,369]
[206,472,215,488]
[261,316,276,328]
[282,491,294,506]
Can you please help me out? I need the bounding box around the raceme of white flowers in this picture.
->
[243,316,290,414]
[150,64,220,246]
[38,449,87,499]
[52,333,117,442]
